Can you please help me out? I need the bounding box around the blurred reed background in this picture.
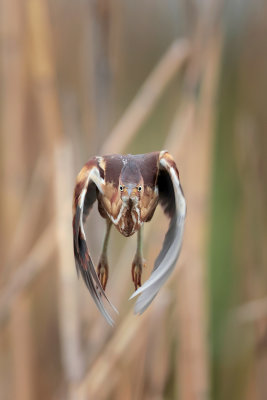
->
[0,0,266,399]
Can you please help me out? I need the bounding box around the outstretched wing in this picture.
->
[130,151,186,314]
[73,158,118,325]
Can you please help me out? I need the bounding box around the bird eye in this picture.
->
[119,185,123,191]
[138,186,142,191]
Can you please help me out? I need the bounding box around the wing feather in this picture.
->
[130,151,186,314]
[73,159,118,325]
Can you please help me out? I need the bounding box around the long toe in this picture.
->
[132,266,141,290]
[131,256,145,290]
[97,260,108,290]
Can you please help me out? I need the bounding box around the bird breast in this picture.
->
[101,195,141,237]
[97,183,144,237]
[115,200,141,237]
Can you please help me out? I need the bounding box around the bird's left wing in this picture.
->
[73,158,118,325]
[130,151,186,314]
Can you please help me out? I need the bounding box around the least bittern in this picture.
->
[73,151,186,325]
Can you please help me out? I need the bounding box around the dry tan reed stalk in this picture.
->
[0,223,55,325]
[0,0,27,267]
[168,101,205,399]
[174,30,223,400]
[114,373,132,400]
[88,1,113,149]
[26,0,62,147]
[103,322,150,400]
[145,294,171,399]
[4,157,50,269]
[78,3,97,152]
[26,1,84,397]
[54,142,84,395]
[74,311,150,400]
[100,39,190,155]
[0,1,33,399]
[9,295,34,400]
[130,327,149,400]
[234,297,267,323]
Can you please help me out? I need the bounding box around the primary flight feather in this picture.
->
[72,151,186,325]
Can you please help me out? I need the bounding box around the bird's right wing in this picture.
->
[73,158,117,325]
[130,151,186,314]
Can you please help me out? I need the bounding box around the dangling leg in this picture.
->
[132,225,146,290]
[97,219,112,290]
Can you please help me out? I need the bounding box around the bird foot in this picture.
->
[132,254,146,290]
[97,256,109,290]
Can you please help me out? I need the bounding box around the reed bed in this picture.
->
[0,1,266,399]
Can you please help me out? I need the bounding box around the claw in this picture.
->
[131,255,146,290]
[97,257,108,290]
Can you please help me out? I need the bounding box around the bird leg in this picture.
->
[97,219,112,290]
[132,225,146,290]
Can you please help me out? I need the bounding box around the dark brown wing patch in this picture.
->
[104,155,124,186]
[157,168,176,217]
[134,152,159,187]
[83,182,97,222]
[157,152,180,218]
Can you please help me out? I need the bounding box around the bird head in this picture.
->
[119,160,144,204]
[118,182,144,204]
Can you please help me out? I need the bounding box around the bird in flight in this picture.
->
[73,151,186,325]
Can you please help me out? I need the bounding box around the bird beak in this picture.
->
[127,186,138,196]
[126,184,134,196]
[121,185,138,202]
